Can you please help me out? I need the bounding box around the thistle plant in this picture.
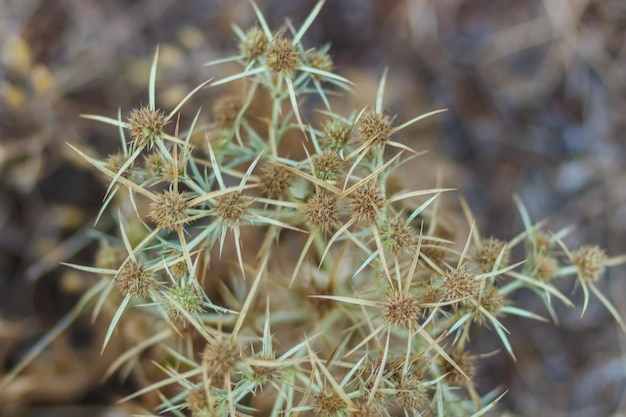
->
[3,2,626,416]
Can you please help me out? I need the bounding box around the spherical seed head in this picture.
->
[380,217,415,255]
[105,151,133,178]
[304,193,338,231]
[311,388,345,417]
[261,162,292,199]
[239,27,269,61]
[442,351,476,386]
[212,94,242,129]
[313,151,343,182]
[116,261,154,298]
[442,266,476,302]
[350,402,383,417]
[202,337,241,377]
[419,286,443,307]
[213,191,249,226]
[250,358,281,385]
[323,119,351,150]
[166,284,203,323]
[535,254,558,281]
[358,111,392,147]
[573,245,607,283]
[304,49,333,79]
[266,38,301,78]
[160,160,184,183]
[186,389,220,417]
[127,106,167,147]
[476,237,510,273]
[149,190,190,231]
[349,185,384,223]
[171,260,188,279]
[383,290,421,329]
[393,374,428,410]
[534,232,553,253]
[479,285,504,318]
[145,152,165,177]
[186,389,208,415]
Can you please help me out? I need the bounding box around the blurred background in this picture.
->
[1,0,626,416]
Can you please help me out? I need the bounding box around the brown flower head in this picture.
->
[266,38,301,77]
[127,106,167,147]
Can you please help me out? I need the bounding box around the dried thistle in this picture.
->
[127,106,167,147]
[358,111,392,147]
[311,388,345,417]
[383,290,421,329]
[239,27,269,61]
[572,245,607,283]
[349,185,384,223]
[261,162,292,199]
[213,191,250,226]
[115,261,154,298]
[202,337,241,378]
[442,265,477,302]
[266,38,301,78]
[304,192,338,231]
[149,190,190,231]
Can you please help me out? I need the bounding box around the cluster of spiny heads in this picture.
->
[77,2,626,416]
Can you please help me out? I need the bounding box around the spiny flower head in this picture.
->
[475,237,510,273]
[383,290,421,329]
[534,231,553,253]
[261,162,292,199]
[534,253,558,281]
[573,245,607,283]
[477,285,504,319]
[249,359,281,386]
[441,351,476,385]
[115,261,154,299]
[266,38,301,78]
[165,284,203,323]
[145,152,166,177]
[349,185,384,223]
[239,27,269,61]
[379,217,416,255]
[160,160,184,183]
[358,111,392,147]
[213,191,250,226]
[311,388,345,417]
[323,118,351,151]
[186,388,221,417]
[149,190,191,231]
[105,151,133,178]
[392,373,428,411]
[145,153,183,182]
[419,286,442,307]
[442,265,476,302]
[202,337,241,378]
[304,49,333,80]
[304,192,338,231]
[127,106,167,147]
[170,260,188,279]
[313,151,343,182]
